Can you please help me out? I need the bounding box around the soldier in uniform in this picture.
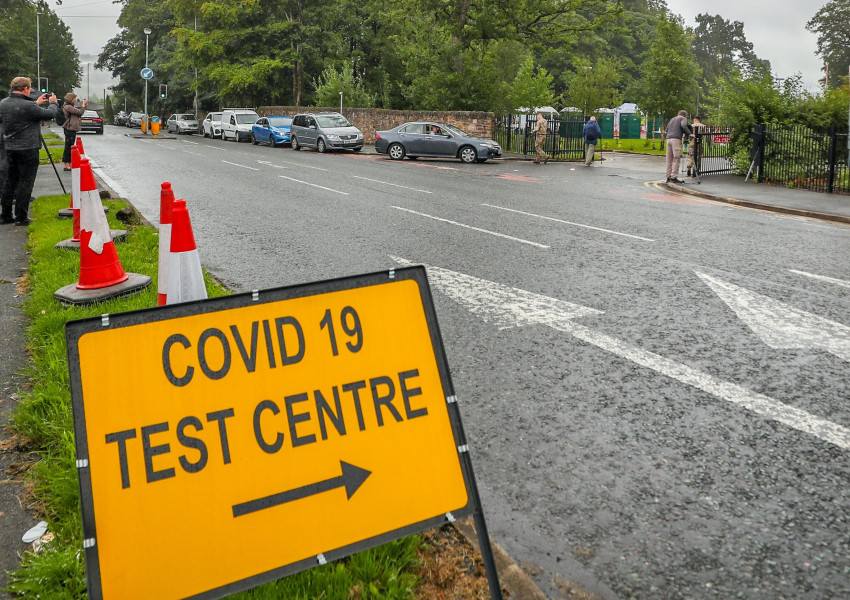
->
[533,112,548,164]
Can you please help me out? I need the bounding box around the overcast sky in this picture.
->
[50,0,826,91]
[665,0,825,90]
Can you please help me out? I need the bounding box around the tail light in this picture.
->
[375,134,382,140]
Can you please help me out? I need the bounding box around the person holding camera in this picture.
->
[0,77,58,225]
[61,92,86,171]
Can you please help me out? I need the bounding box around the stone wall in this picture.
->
[257,106,495,144]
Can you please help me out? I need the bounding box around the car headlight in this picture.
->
[326,134,341,140]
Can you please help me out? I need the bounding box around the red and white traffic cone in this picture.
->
[75,136,85,157]
[157,183,175,306]
[54,159,150,305]
[58,142,84,218]
[165,199,207,305]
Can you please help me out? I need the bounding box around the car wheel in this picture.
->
[317,138,326,153]
[219,130,225,140]
[292,136,300,150]
[251,133,258,145]
[203,130,208,138]
[269,134,276,147]
[459,146,477,163]
[388,143,405,160]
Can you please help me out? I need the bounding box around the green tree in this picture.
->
[806,0,850,89]
[691,13,769,89]
[632,12,700,146]
[495,55,556,116]
[566,57,623,116]
[313,62,377,108]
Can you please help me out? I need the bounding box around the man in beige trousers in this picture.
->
[533,112,548,164]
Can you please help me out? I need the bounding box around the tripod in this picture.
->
[41,133,67,195]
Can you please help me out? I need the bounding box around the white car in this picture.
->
[202,112,223,138]
[166,113,199,135]
[221,108,260,142]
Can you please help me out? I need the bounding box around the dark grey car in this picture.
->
[374,122,501,163]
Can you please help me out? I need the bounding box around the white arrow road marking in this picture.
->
[697,272,850,363]
[789,269,850,290]
[257,160,289,169]
[391,257,850,450]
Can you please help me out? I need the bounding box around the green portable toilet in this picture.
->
[620,114,642,139]
[597,113,614,138]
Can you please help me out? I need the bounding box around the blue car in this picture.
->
[251,115,293,147]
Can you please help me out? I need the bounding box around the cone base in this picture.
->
[58,205,108,219]
[54,272,151,306]
[55,230,128,250]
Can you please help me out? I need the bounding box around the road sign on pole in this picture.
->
[66,267,500,600]
[140,68,153,80]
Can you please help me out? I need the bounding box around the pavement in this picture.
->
[0,152,847,596]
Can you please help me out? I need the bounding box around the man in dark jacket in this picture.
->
[0,77,59,225]
[582,116,603,166]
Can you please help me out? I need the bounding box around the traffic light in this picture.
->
[159,84,167,99]
[38,77,48,93]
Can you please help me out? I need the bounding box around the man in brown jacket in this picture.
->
[61,92,86,170]
[533,112,548,164]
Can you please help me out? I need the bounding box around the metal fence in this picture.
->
[751,124,850,194]
[493,115,586,159]
[692,126,736,175]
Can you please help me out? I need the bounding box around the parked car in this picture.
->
[221,108,260,142]
[79,110,104,134]
[251,115,292,146]
[290,112,363,153]
[375,122,501,163]
[167,113,199,135]
[126,112,144,128]
[202,112,223,138]
[114,110,129,126]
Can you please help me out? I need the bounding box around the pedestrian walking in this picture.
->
[533,112,549,164]
[664,110,693,184]
[582,116,602,166]
[0,77,59,225]
[61,93,86,171]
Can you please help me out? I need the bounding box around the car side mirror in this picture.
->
[309,124,317,129]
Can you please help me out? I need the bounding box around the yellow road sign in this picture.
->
[67,267,476,600]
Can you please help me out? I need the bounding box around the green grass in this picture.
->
[599,138,666,154]
[6,195,425,599]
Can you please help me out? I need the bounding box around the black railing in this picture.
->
[692,126,736,175]
[750,124,849,194]
[493,115,586,159]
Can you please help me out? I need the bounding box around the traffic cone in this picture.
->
[165,199,207,305]
[58,142,83,218]
[56,147,126,250]
[76,136,85,157]
[157,183,175,306]
[54,159,150,305]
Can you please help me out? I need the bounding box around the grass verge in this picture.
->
[5,194,458,599]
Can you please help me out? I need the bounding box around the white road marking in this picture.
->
[257,161,288,169]
[181,140,200,145]
[279,175,348,195]
[391,207,550,249]
[789,269,850,289]
[221,160,260,171]
[391,257,850,450]
[261,159,327,171]
[483,203,655,242]
[697,272,850,363]
[353,176,432,194]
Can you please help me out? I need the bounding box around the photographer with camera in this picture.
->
[61,92,86,171]
[0,77,59,225]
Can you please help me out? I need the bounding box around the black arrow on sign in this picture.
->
[232,461,372,518]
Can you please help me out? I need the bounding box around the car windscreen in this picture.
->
[178,115,195,121]
[443,124,472,137]
[82,111,99,118]
[235,114,259,124]
[268,117,292,126]
[316,115,352,128]
[130,113,144,118]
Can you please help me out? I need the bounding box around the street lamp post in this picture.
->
[144,27,152,134]
[339,91,343,114]
[36,11,40,89]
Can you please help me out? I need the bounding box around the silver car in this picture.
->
[202,112,223,138]
[167,113,199,135]
[290,112,363,153]
[375,121,501,163]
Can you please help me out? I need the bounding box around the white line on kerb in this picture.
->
[789,269,850,289]
[221,160,260,171]
[483,203,655,242]
[352,176,432,194]
[279,175,348,195]
[391,207,550,249]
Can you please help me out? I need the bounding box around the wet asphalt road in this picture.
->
[78,126,849,599]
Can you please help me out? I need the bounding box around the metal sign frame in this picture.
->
[66,266,502,600]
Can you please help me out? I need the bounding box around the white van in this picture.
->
[221,108,260,142]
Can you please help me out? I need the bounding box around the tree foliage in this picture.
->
[806,0,850,89]
[566,57,623,115]
[691,13,769,88]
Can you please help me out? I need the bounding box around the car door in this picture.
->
[421,124,457,157]
[303,116,319,147]
[399,124,428,154]
[255,118,267,140]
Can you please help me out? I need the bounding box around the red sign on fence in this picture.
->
[712,134,730,145]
